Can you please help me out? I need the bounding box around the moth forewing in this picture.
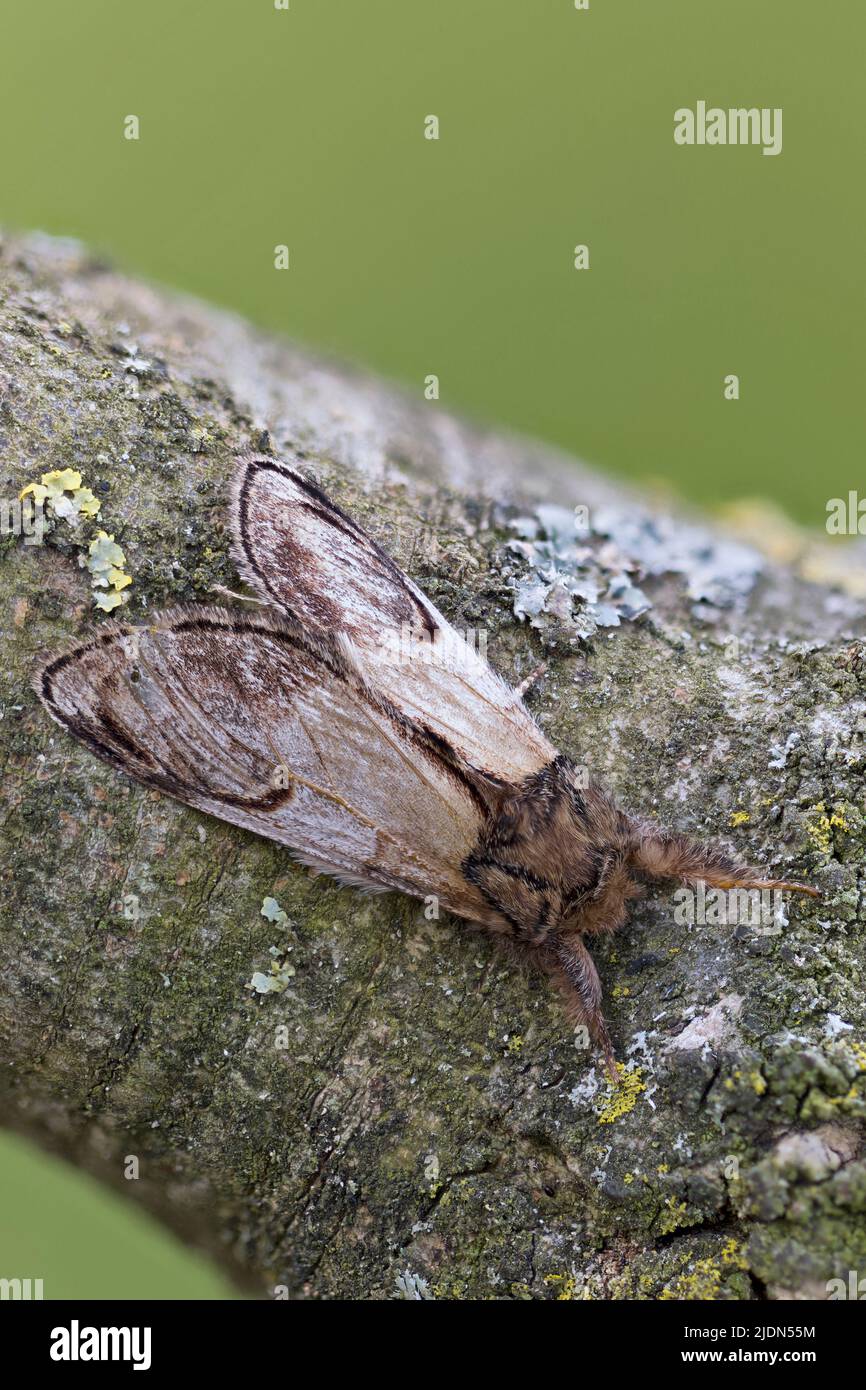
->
[231,454,556,783]
[37,607,495,924]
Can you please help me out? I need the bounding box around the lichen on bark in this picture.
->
[1,232,864,1301]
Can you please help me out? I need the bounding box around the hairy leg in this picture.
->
[538,933,617,1081]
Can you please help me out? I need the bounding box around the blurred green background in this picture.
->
[1,0,860,1297]
[2,0,863,524]
[0,1130,236,1298]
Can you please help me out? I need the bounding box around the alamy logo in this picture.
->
[0,1276,43,1299]
[826,492,866,535]
[673,883,785,935]
[674,102,782,157]
[379,621,488,667]
[0,494,44,545]
[50,1320,152,1371]
[827,1270,866,1300]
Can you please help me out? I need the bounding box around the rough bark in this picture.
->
[1,231,864,1301]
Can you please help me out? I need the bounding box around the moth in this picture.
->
[37,454,818,1077]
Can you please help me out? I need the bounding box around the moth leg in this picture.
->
[514,661,548,700]
[540,933,618,1082]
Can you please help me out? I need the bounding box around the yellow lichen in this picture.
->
[729,810,751,827]
[431,1281,465,1299]
[658,1237,748,1299]
[806,801,850,854]
[658,1197,690,1235]
[720,1238,748,1271]
[544,1272,579,1301]
[74,488,101,517]
[597,1064,645,1124]
[658,1256,722,1300]
[21,467,89,508]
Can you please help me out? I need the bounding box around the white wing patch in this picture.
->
[231,454,556,783]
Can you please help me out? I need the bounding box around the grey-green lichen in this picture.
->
[1,232,865,1300]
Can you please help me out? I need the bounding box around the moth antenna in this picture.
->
[514,661,548,700]
[629,826,820,898]
[710,874,820,899]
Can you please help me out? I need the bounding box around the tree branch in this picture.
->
[1,232,864,1300]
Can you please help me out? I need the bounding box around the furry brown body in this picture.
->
[462,754,817,1072]
[464,757,636,945]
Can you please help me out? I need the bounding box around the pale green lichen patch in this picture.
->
[86,530,133,610]
[17,468,135,610]
[248,958,295,994]
[393,1270,434,1300]
[248,896,295,992]
[20,466,101,520]
[260,896,289,926]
